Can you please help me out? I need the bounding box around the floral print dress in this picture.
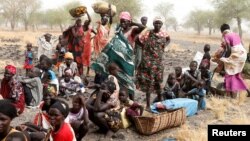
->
[136,30,170,93]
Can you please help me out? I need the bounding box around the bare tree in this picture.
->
[212,0,250,38]
[20,0,41,31]
[0,0,23,30]
[168,17,178,31]
[154,1,174,29]
[184,9,207,35]
[202,10,216,35]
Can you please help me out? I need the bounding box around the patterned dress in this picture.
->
[82,27,92,67]
[220,31,248,92]
[0,76,25,114]
[23,50,33,70]
[136,30,170,93]
[94,22,110,56]
[67,26,84,75]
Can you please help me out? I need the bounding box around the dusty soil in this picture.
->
[1,31,250,141]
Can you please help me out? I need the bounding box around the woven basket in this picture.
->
[133,108,186,135]
[69,6,87,18]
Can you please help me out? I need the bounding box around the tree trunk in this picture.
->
[173,25,177,32]
[32,24,35,32]
[10,20,15,31]
[209,27,212,35]
[59,24,64,32]
[5,21,8,27]
[236,17,242,38]
[197,24,201,35]
[24,21,29,31]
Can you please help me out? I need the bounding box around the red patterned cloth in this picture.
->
[67,26,84,75]
[82,27,92,67]
[0,77,25,114]
[5,65,16,74]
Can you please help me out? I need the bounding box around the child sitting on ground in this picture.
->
[185,80,206,110]
[40,57,59,95]
[18,67,43,107]
[86,79,120,135]
[162,73,181,99]
[174,66,184,87]
[58,52,78,78]
[65,94,89,141]
[182,61,201,92]
[59,68,85,99]
[200,62,212,95]
[119,87,143,124]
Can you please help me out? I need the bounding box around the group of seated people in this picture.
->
[159,44,212,111]
[0,51,145,141]
[0,43,213,141]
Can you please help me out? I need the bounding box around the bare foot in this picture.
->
[247,90,250,97]
[145,106,151,112]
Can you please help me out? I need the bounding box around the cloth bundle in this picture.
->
[92,1,116,16]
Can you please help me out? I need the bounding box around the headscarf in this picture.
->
[5,65,16,75]
[50,100,69,118]
[119,11,132,21]
[153,16,163,23]
[43,84,57,97]
[64,52,74,59]
[0,99,17,119]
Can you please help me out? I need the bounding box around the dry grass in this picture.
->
[230,111,250,124]
[167,43,186,52]
[206,96,232,121]
[0,31,61,50]
[169,32,221,45]
[238,91,248,105]
[175,124,207,141]
[169,31,250,46]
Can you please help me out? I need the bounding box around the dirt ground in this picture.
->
[1,31,250,141]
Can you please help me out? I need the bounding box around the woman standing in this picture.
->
[0,65,25,115]
[136,17,170,108]
[219,24,249,98]
[93,5,112,57]
[82,18,96,77]
[119,11,145,48]
[91,11,145,100]
[66,11,92,76]
[37,33,53,59]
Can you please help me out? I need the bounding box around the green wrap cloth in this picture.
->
[91,27,135,95]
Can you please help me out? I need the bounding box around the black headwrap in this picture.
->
[0,99,17,119]
[50,100,69,118]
